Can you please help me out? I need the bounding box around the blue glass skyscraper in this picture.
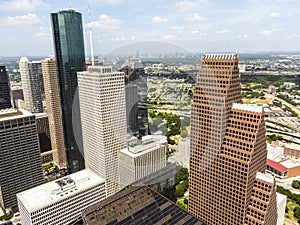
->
[51,9,85,173]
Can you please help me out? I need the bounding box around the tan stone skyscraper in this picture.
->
[189,54,277,224]
[41,58,67,168]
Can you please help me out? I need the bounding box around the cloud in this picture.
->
[0,13,41,26]
[170,26,184,30]
[190,30,207,36]
[277,0,295,2]
[110,36,126,42]
[187,13,207,21]
[88,14,123,30]
[160,34,176,40]
[216,29,231,34]
[175,0,209,12]
[260,28,280,36]
[36,26,51,40]
[105,0,122,3]
[269,12,281,17]
[0,0,49,11]
[152,16,168,23]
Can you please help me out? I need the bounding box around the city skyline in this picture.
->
[0,0,299,56]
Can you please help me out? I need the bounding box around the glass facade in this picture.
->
[51,9,85,173]
[0,66,12,109]
[121,61,149,137]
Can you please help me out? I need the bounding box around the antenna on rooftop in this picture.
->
[88,5,95,66]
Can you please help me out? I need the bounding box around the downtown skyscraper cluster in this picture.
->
[0,6,284,225]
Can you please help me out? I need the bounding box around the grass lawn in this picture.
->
[243,98,270,105]
[286,199,299,223]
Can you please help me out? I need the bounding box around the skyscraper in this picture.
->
[121,60,149,137]
[19,57,44,113]
[189,54,277,224]
[0,66,12,109]
[0,108,44,211]
[51,9,85,173]
[78,66,127,197]
[41,58,67,169]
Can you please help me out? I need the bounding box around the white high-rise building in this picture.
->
[119,136,167,188]
[17,169,106,225]
[19,57,44,113]
[78,66,127,197]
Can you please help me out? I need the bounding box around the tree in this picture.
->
[175,167,189,185]
[184,198,188,204]
[294,206,300,219]
[292,180,300,189]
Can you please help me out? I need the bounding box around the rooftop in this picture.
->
[280,159,300,169]
[0,108,32,121]
[17,169,105,212]
[232,103,263,113]
[121,138,161,157]
[202,53,237,60]
[256,172,274,184]
[35,113,48,119]
[266,159,288,173]
[267,143,285,162]
[285,143,300,150]
[79,186,203,225]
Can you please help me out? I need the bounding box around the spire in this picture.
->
[88,5,95,66]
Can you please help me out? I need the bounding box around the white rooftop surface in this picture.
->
[264,108,272,113]
[17,169,105,212]
[256,172,274,184]
[35,112,48,118]
[232,103,263,113]
[285,143,300,151]
[267,144,285,162]
[121,139,161,158]
[0,108,33,122]
[280,159,300,169]
[142,134,167,144]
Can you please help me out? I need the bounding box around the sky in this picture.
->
[0,0,299,56]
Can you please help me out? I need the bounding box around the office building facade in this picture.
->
[19,57,44,113]
[119,136,167,188]
[51,9,85,173]
[0,108,44,210]
[189,54,278,224]
[121,60,149,137]
[0,66,12,109]
[41,58,67,168]
[17,169,106,225]
[35,113,51,152]
[78,66,127,197]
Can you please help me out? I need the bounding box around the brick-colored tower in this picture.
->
[41,58,67,168]
[189,54,277,224]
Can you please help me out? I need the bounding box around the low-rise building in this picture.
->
[284,143,300,159]
[17,169,106,225]
[267,143,300,178]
